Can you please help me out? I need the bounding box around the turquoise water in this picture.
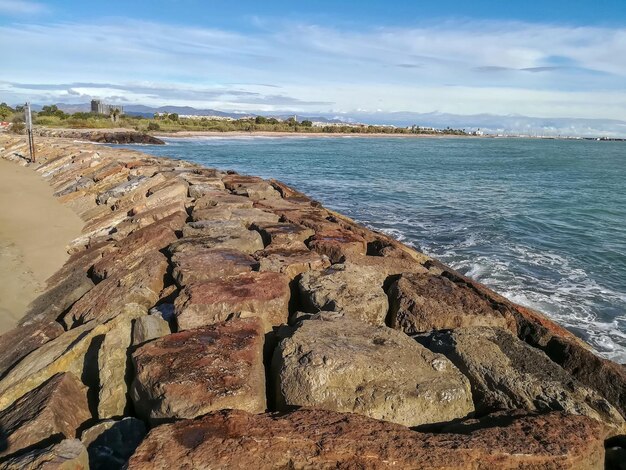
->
[124,136,626,362]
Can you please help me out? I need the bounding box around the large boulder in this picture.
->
[131,318,266,424]
[229,208,280,227]
[272,316,474,426]
[126,409,606,469]
[0,439,89,470]
[181,220,246,238]
[194,191,254,210]
[298,263,388,325]
[307,227,367,263]
[171,247,257,286]
[0,373,90,458]
[174,272,290,333]
[424,327,625,432]
[388,272,514,334]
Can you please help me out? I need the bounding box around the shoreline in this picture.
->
[154,130,478,139]
[0,133,624,467]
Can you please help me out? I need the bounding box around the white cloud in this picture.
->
[1,18,626,121]
[0,0,47,15]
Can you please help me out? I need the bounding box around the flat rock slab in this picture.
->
[388,272,514,334]
[257,247,329,280]
[171,247,257,286]
[181,220,247,238]
[126,409,606,470]
[423,327,625,432]
[298,262,388,325]
[194,191,254,210]
[272,316,473,426]
[0,439,89,470]
[131,318,266,424]
[308,227,367,263]
[229,208,280,227]
[175,272,290,332]
[190,206,232,222]
[252,222,315,248]
[0,372,90,458]
[167,231,264,255]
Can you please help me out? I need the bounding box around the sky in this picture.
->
[2,0,626,131]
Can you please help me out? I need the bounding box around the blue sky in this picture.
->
[2,0,626,126]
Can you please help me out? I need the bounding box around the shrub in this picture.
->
[147,121,161,131]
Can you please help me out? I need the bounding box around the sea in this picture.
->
[123,136,626,362]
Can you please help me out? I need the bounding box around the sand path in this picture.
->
[0,158,83,333]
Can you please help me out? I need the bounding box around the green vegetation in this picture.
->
[0,106,468,136]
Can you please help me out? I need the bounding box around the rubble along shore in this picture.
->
[0,133,624,469]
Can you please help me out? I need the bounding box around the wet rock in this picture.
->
[126,409,606,470]
[257,247,329,280]
[0,373,90,458]
[307,227,367,263]
[131,315,171,347]
[62,251,167,328]
[0,439,89,470]
[171,247,257,286]
[424,327,625,432]
[81,417,146,470]
[131,318,266,424]
[167,230,264,255]
[388,272,514,334]
[272,316,473,426]
[252,222,315,248]
[174,272,290,332]
[298,263,388,325]
[0,305,145,412]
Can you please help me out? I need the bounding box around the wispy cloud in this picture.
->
[0,0,48,15]
[1,18,626,121]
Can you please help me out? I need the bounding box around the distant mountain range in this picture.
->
[34,103,626,138]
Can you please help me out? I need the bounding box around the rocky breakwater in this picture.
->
[34,128,164,145]
[0,133,624,469]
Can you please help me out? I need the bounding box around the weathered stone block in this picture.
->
[131,318,266,424]
[298,263,388,325]
[272,316,474,426]
[171,247,257,286]
[174,272,290,332]
[0,373,90,458]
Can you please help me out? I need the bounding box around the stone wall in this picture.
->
[0,134,624,469]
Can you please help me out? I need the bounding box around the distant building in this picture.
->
[91,100,124,115]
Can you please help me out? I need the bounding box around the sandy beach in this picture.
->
[0,158,83,333]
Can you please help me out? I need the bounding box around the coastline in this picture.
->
[154,130,480,139]
[0,158,83,334]
[0,133,624,467]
